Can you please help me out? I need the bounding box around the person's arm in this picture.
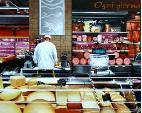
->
[53,45,58,64]
[33,46,38,65]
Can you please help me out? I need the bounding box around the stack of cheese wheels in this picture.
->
[0,102,22,113]
[24,100,55,113]
[26,91,55,102]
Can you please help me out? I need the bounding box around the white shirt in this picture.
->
[33,41,58,69]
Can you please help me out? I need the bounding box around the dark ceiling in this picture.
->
[0,0,29,7]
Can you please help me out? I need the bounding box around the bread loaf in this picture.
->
[10,76,26,88]
[26,91,55,102]
[0,102,22,113]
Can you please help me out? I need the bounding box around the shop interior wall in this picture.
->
[29,0,72,62]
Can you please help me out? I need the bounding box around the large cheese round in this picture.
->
[26,91,55,102]
[100,107,115,113]
[24,100,55,113]
[0,89,21,101]
[0,102,22,113]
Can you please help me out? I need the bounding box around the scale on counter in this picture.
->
[90,48,115,76]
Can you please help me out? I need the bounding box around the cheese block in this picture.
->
[15,94,25,102]
[29,85,56,89]
[0,77,3,89]
[111,94,126,102]
[67,103,82,109]
[0,89,21,101]
[10,76,26,88]
[0,102,22,113]
[100,101,112,107]
[100,107,116,113]
[23,100,55,113]
[82,97,99,109]
[27,91,55,102]
[56,91,67,105]
[68,92,81,102]
[113,103,131,113]
[5,85,15,89]
[27,78,38,86]
[83,109,99,113]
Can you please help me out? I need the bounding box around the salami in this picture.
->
[114,52,119,58]
[109,60,116,65]
[116,58,123,65]
[77,36,82,42]
[80,58,87,65]
[72,58,79,65]
[82,35,87,42]
[87,59,90,64]
[124,58,131,65]
[84,52,90,59]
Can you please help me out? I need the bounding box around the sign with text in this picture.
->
[39,0,65,35]
[72,0,140,11]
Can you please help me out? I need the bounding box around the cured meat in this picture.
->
[124,58,131,65]
[87,36,92,42]
[80,58,87,65]
[84,52,90,59]
[82,35,87,42]
[114,52,119,58]
[127,22,131,30]
[109,60,116,65]
[116,58,123,65]
[128,31,133,42]
[77,36,82,42]
[72,58,79,65]
[133,31,140,43]
[87,59,90,64]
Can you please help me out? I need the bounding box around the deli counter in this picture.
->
[0,74,140,113]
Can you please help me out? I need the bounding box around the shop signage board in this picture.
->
[39,0,65,35]
[72,0,140,11]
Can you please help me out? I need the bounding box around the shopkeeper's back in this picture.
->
[33,35,58,69]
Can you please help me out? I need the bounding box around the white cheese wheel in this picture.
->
[26,91,55,102]
[0,102,22,113]
[0,89,21,101]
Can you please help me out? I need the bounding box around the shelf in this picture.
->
[0,36,29,38]
[127,20,140,23]
[73,64,90,66]
[72,49,128,53]
[109,65,132,67]
[72,31,128,34]
[72,41,139,45]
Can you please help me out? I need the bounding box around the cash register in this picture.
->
[90,48,115,76]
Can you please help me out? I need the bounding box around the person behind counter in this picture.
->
[33,35,58,69]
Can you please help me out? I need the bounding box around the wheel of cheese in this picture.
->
[0,102,22,113]
[26,91,55,102]
[100,107,115,113]
[0,89,21,101]
[24,100,55,113]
